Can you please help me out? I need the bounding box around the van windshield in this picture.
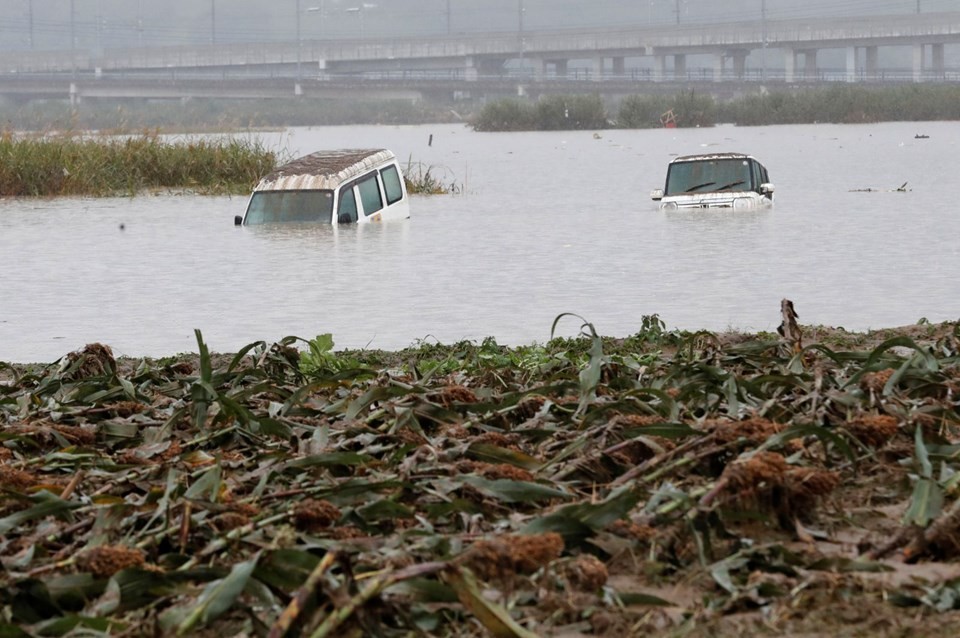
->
[244,190,334,224]
[665,159,754,196]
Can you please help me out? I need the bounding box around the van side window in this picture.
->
[338,187,358,223]
[357,174,383,216]
[381,164,404,205]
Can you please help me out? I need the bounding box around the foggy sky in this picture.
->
[0,0,956,52]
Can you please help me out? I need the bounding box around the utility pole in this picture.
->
[296,0,302,82]
[211,0,216,45]
[518,0,525,75]
[675,0,680,25]
[137,0,143,47]
[27,0,34,50]
[70,0,76,76]
[761,0,767,79]
[96,0,103,53]
[446,0,451,35]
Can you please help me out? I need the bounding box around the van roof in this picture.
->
[256,149,397,191]
[671,152,753,163]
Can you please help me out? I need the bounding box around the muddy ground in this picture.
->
[1,321,959,637]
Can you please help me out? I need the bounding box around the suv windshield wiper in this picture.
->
[716,180,746,191]
[684,181,715,192]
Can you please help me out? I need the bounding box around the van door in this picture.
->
[337,186,358,223]
[356,173,384,220]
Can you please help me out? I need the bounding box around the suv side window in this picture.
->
[357,173,383,216]
[381,164,404,205]
[338,187,358,223]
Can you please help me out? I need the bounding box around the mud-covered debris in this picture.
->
[861,369,895,394]
[710,417,784,444]
[463,532,564,582]
[482,463,534,481]
[293,499,342,532]
[606,520,657,542]
[212,512,251,532]
[61,343,116,380]
[76,546,146,578]
[0,464,38,491]
[722,451,789,494]
[562,554,609,591]
[434,385,479,406]
[845,414,899,447]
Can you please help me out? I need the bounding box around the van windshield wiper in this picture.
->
[685,181,715,192]
[716,180,746,191]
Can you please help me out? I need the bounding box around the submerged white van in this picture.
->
[651,152,774,211]
[235,148,410,225]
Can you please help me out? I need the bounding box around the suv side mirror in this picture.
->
[650,189,664,201]
[234,215,243,226]
[760,183,775,195]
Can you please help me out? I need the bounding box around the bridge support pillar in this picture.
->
[845,47,859,82]
[713,54,726,82]
[731,50,748,78]
[784,49,797,82]
[802,49,818,80]
[550,59,569,78]
[933,43,945,78]
[655,55,667,81]
[69,83,79,107]
[913,44,925,82]
[529,57,545,81]
[612,56,625,78]
[592,57,605,80]
[864,46,878,79]
[674,54,686,80]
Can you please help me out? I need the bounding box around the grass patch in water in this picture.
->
[0,131,279,197]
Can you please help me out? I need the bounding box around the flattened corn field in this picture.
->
[3,317,960,637]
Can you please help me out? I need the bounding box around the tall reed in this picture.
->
[0,132,278,197]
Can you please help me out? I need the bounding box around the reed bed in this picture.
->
[403,158,462,195]
[2,313,960,636]
[0,132,279,197]
[472,85,960,131]
[0,99,458,133]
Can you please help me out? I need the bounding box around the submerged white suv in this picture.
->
[651,153,774,210]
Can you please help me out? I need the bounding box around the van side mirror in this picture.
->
[650,189,664,201]
[760,183,775,195]
[234,215,243,226]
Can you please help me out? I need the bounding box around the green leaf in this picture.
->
[904,477,943,527]
[176,557,258,635]
[915,425,933,478]
[184,463,222,501]
[0,493,81,535]
[466,443,541,470]
[615,591,675,607]
[460,476,572,503]
[286,452,374,469]
[443,566,539,638]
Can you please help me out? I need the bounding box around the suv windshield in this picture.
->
[665,159,754,196]
[244,190,334,224]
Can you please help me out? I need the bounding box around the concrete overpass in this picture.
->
[0,11,958,102]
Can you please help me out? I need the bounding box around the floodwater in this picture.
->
[2,121,959,363]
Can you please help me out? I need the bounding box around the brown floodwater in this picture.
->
[1,121,958,362]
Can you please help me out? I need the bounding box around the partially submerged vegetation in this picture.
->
[473,85,960,131]
[0,98,460,133]
[403,158,462,195]
[0,132,278,197]
[3,315,960,636]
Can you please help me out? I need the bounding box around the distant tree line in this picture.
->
[471,85,960,131]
